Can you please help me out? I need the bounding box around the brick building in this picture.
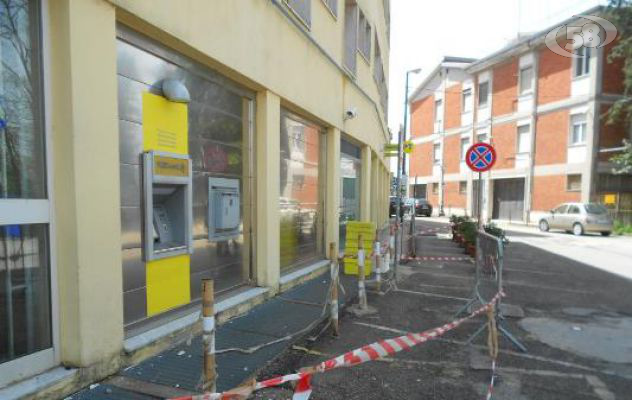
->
[407,10,631,224]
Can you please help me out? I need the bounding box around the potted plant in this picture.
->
[484,223,509,245]
[460,221,477,256]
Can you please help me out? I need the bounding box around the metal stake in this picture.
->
[202,279,217,392]
[329,242,340,336]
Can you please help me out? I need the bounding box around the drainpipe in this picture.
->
[526,48,540,225]
[439,68,447,216]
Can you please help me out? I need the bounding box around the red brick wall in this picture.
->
[535,110,569,165]
[443,134,461,174]
[491,122,516,169]
[538,46,572,105]
[444,83,462,130]
[599,104,627,161]
[410,95,434,138]
[409,142,433,177]
[492,58,518,117]
[602,40,625,95]
[427,183,439,208]
[444,181,466,209]
[532,175,581,211]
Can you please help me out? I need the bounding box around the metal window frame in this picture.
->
[0,0,58,387]
[518,65,534,95]
[284,0,312,29]
[569,113,587,146]
[566,174,582,192]
[320,0,338,18]
[478,81,489,108]
[461,88,472,113]
[516,124,531,154]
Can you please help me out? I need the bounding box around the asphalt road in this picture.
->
[254,219,632,399]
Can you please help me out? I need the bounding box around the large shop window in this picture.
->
[339,139,361,249]
[0,0,53,381]
[280,112,326,271]
[117,29,255,330]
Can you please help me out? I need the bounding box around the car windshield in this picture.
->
[584,203,608,215]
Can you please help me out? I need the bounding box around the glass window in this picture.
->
[517,125,530,154]
[519,66,534,95]
[433,143,441,164]
[285,0,311,27]
[585,203,607,214]
[570,114,587,145]
[343,0,358,74]
[553,204,568,213]
[567,174,582,191]
[322,0,338,17]
[0,224,51,364]
[0,0,45,199]
[478,81,489,107]
[432,182,439,194]
[459,181,467,194]
[339,140,361,250]
[477,132,488,143]
[280,112,325,271]
[574,47,591,77]
[460,137,470,160]
[462,89,472,113]
[434,99,443,123]
[567,205,580,214]
[357,9,371,60]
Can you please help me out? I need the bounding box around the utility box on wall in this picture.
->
[208,177,240,240]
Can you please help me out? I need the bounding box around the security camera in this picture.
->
[344,107,358,120]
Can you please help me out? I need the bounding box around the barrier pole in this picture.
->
[202,279,216,392]
[329,242,340,336]
[357,234,368,310]
[374,230,382,292]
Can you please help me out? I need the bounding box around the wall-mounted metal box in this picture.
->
[208,177,240,240]
[143,151,193,260]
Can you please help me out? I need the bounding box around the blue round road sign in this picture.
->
[465,143,496,172]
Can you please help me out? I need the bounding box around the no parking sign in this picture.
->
[465,143,497,172]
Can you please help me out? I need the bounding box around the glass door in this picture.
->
[0,0,55,387]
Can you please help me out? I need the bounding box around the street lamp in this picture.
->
[394,67,421,282]
[401,68,421,179]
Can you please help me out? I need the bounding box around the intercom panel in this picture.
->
[208,177,241,240]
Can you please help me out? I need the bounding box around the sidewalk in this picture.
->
[67,272,359,399]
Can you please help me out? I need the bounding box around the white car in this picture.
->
[538,203,613,236]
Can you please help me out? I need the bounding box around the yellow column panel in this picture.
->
[142,92,188,154]
[146,255,191,316]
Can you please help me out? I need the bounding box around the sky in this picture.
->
[387,0,606,170]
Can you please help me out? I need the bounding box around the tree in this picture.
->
[604,1,632,172]
[611,139,632,174]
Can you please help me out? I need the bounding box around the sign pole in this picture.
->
[477,172,483,229]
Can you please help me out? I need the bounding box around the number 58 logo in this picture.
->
[545,15,618,58]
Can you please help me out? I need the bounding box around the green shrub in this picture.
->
[613,221,632,235]
[460,221,477,244]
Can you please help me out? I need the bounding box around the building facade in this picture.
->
[0,0,391,396]
[408,11,631,224]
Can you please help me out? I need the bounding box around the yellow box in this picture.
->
[142,92,188,155]
[343,221,376,276]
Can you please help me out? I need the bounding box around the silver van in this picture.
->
[538,203,613,236]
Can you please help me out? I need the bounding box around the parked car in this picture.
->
[389,196,410,217]
[538,203,613,236]
[413,198,433,217]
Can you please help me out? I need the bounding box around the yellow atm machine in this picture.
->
[142,89,192,316]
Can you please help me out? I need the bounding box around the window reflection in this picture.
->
[0,224,51,363]
[279,113,325,271]
[0,0,45,199]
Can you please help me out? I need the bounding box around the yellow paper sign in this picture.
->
[604,194,617,205]
[143,92,188,155]
[344,221,376,276]
[154,156,189,177]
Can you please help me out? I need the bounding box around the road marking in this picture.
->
[395,288,469,301]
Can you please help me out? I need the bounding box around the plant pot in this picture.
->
[466,244,476,256]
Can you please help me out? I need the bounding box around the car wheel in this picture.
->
[601,231,611,237]
[572,223,584,236]
[538,220,549,232]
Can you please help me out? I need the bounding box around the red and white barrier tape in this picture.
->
[401,255,472,262]
[170,292,504,400]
